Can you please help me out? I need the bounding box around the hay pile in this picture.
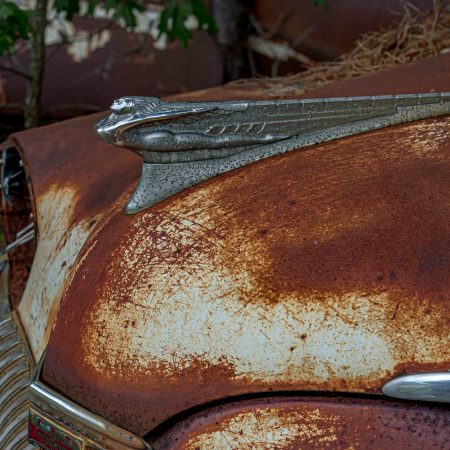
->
[241,1,450,97]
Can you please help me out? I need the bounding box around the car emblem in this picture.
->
[95,93,449,214]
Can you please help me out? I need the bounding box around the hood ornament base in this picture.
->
[95,93,450,214]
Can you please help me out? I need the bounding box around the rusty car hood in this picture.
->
[11,54,449,436]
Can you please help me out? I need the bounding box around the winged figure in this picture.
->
[95,93,449,212]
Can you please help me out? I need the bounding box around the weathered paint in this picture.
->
[17,185,101,358]
[3,114,140,361]
[151,397,450,449]
[66,30,112,63]
[43,112,450,435]
[182,408,342,449]
[81,117,449,385]
[5,53,447,436]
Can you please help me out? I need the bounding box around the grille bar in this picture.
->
[0,262,34,450]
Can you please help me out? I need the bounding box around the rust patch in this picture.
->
[17,184,102,358]
[40,55,450,435]
[151,396,450,449]
[8,113,140,225]
[5,113,140,359]
[182,407,341,449]
[43,115,450,435]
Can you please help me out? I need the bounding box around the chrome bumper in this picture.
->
[29,380,151,450]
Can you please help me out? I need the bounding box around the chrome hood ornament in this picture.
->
[95,93,450,214]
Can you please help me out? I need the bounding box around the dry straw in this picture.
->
[237,1,450,97]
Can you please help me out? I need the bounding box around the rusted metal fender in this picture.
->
[150,396,450,449]
[40,54,450,436]
[2,115,140,360]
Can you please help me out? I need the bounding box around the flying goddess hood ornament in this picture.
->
[95,93,450,214]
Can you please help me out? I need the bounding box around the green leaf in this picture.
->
[314,0,330,10]
[86,0,98,16]
[0,1,32,55]
[104,0,117,11]
[158,0,217,47]
[104,0,144,29]
[53,0,80,20]
[192,0,217,34]
[52,0,142,28]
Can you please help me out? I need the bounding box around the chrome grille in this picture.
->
[0,316,33,449]
[0,262,34,450]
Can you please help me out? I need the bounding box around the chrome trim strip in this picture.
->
[30,380,151,449]
[382,372,450,403]
[95,93,450,214]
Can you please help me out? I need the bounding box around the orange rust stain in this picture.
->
[8,111,140,360]
[42,116,450,434]
[151,397,450,450]
[183,407,340,449]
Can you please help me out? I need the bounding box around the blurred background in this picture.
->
[0,0,448,136]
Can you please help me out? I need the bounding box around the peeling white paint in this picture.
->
[84,282,396,383]
[18,186,98,360]
[184,407,340,449]
[81,172,449,386]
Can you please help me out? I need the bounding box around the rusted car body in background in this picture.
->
[0,54,449,449]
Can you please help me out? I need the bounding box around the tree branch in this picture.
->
[77,34,149,82]
[0,65,32,80]
[11,53,27,72]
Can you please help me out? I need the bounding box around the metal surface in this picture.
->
[1,113,140,360]
[4,53,446,436]
[150,396,450,449]
[383,372,450,403]
[0,266,34,450]
[29,406,84,450]
[5,52,449,362]
[29,381,150,449]
[44,117,450,433]
[95,93,450,213]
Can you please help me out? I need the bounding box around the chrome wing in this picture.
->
[95,93,450,214]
